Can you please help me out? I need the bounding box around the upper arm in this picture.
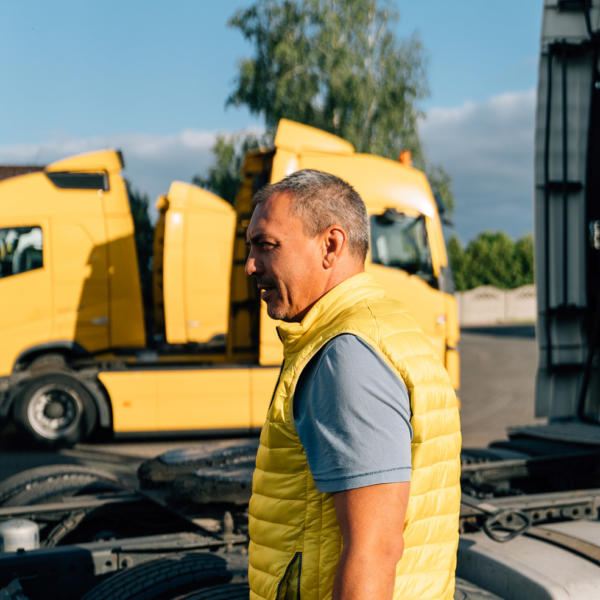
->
[294,335,412,493]
[333,482,410,554]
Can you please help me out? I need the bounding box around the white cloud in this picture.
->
[0,128,263,220]
[0,95,536,243]
[420,89,536,243]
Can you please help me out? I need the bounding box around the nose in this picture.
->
[245,249,260,277]
[245,255,256,277]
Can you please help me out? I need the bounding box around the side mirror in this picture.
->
[434,192,454,226]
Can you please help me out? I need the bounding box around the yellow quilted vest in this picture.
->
[248,273,461,600]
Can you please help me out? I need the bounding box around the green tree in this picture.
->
[514,234,534,287]
[195,0,456,212]
[193,132,264,205]
[448,232,535,291]
[227,0,428,162]
[427,164,454,221]
[126,180,153,305]
[463,232,516,290]
[447,235,466,291]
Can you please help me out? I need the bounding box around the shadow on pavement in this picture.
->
[461,324,536,338]
[0,425,78,480]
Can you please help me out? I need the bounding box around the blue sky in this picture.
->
[0,1,543,242]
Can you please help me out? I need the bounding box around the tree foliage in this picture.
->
[514,235,535,286]
[427,164,454,221]
[193,133,264,205]
[194,0,454,216]
[126,180,153,303]
[227,0,428,162]
[448,233,534,291]
[447,236,466,291]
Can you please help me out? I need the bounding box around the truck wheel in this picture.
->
[28,352,68,373]
[13,373,97,446]
[178,583,249,599]
[0,464,124,506]
[81,553,231,600]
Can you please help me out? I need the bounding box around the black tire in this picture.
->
[138,442,258,489]
[81,553,231,600]
[28,352,68,373]
[454,578,503,599]
[177,583,249,599]
[0,464,124,506]
[13,372,97,446]
[172,461,254,505]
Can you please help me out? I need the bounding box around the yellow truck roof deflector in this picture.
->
[274,119,354,155]
[46,150,124,173]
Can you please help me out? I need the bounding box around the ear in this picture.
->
[322,226,346,269]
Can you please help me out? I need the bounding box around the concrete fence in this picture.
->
[456,284,536,326]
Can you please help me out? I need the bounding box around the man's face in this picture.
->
[245,191,324,322]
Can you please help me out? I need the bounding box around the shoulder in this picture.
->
[300,333,409,402]
[320,333,379,361]
[313,334,397,378]
[334,294,426,343]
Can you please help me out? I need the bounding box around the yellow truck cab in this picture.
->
[0,120,458,446]
[230,120,459,382]
[0,150,145,366]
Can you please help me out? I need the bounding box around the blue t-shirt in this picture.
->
[293,334,413,493]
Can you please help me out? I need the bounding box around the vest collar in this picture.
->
[276,272,383,355]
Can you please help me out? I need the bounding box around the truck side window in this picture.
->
[370,211,435,286]
[0,226,43,278]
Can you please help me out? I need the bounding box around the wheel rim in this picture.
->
[26,383,83,440]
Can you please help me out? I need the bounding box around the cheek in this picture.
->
[292,255,321,290]
[300,246,322,274]
[275,244,321,296]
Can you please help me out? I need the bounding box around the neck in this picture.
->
[323,261,364,295]
[291,263,365,323]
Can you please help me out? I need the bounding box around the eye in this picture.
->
[259,241,277,250]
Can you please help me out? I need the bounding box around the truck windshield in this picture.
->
[370,211,436,286]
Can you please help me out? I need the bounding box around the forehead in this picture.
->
[247,192,302,239]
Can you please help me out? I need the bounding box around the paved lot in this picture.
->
[0,325,541,482]
[459,324,541,448]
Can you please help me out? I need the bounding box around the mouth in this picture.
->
[257,282,276,301]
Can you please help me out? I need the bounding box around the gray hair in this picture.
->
[253,169,369,260]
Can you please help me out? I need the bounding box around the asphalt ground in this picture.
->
[0,324,540,482]
[458,324,541,448]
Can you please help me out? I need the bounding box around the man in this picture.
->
[245,169,461,600]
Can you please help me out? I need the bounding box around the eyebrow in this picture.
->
[247,233,267,245]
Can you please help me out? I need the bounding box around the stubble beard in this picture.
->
[266,302,288,321]
[265,293,293,322]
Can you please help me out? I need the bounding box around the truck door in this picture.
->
[367,210,449,366]
[0,222,51,375]
[51,217,110,352]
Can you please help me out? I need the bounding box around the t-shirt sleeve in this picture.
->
[293,334,413,493]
